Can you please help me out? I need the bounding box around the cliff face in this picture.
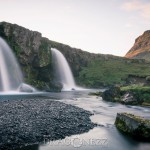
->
[1,22,150,90]
[48,40,99,78]
[0,22,101,90]
[0,22,54,90]
[125,30,150,61]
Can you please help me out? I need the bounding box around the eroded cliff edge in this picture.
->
[125,30,150,61]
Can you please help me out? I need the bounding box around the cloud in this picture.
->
[121,0,150,20]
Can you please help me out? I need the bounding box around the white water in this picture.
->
[0,38,23,92]
[0,49,10,91]
[0,38,35,93]
[51,48,77,91]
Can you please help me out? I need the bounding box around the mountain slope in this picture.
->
[125,30,150,61]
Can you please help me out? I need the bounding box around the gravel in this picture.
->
[0,98,95,149]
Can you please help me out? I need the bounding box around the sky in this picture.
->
[0,0,149,56]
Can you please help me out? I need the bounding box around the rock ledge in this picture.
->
[115,113,150,141]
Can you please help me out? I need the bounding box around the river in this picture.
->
[20,89,150,150]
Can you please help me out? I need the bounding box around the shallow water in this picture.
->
[16,89,150,150]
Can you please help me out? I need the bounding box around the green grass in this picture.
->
[120,85,150,105]
[77,58,150,87]
[121,85,150,92]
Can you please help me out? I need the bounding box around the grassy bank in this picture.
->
[78,58,150,87]
[120,85,150,106]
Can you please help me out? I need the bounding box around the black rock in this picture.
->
[0,98,95,149]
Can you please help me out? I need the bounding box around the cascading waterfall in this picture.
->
[0,37,35,93]
[51,48,77,91]
[0,37,23,92]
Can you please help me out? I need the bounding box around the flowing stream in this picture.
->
[21,90,150,150]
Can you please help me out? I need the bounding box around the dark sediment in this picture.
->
[0,98,95,150]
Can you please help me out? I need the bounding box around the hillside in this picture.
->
[125,30,150,61]
[78,58,150,87]
[0,21,150,90]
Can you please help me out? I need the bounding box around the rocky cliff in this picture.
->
[1,22,150,90]
[125,30,150,61]
[0,22,54,90]
[0,22,102,90]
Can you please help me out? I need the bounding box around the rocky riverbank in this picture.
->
[0,98,95,150]
[115,113,150,141]
[99,84,150,106]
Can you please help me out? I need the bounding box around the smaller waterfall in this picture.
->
[51,48,77,91]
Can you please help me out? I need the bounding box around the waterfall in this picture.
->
[0,37,35,93]
[0,38,23,92]
[51,48,77,91]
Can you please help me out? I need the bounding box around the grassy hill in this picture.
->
[77,58,150,87]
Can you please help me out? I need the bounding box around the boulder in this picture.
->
[121,92,138,105]
[115,113,150,141]
[18,83,36,93]
[102,86,121,102]
[102,85,147,105]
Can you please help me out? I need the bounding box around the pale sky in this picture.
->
[0,0,149,56]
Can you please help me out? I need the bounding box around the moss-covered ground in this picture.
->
[78,58,150,87]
